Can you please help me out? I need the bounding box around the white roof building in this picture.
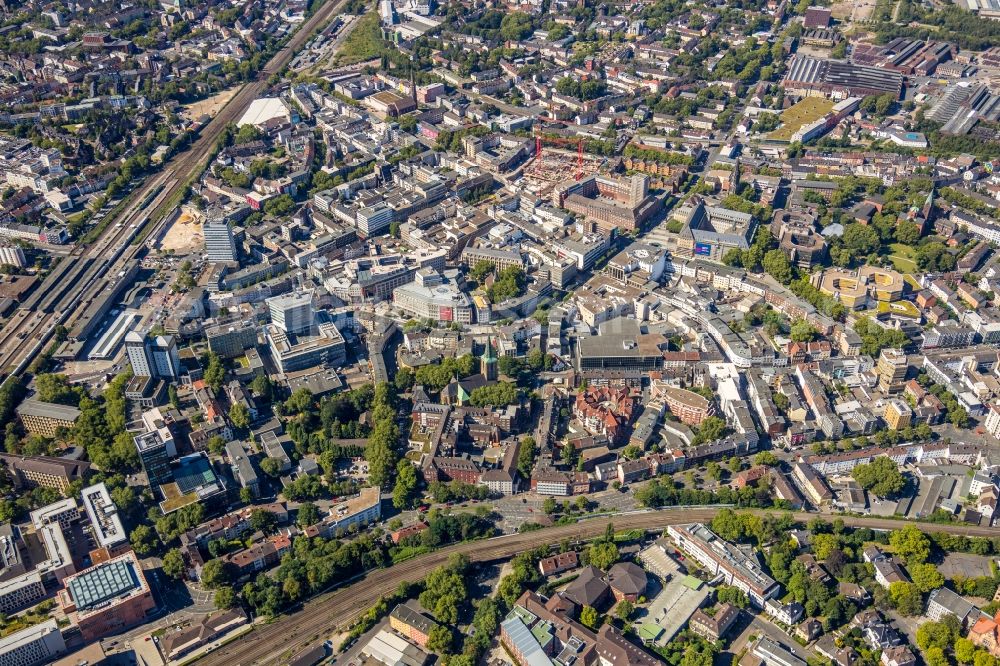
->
[237,97,292,128]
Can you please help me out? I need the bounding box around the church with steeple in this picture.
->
[440,337,499,406]
[482,336,498,381]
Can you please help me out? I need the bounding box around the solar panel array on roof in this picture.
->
[68,558,140,611]
[173,455,218,494]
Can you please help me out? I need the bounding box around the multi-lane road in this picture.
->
[0,0,351,385]
[194,507,997,666]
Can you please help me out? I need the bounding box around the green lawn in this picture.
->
[887,242,917,273]
[333,11,384,66]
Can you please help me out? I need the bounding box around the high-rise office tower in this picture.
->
[876,348,908,394]
[134,431,173,492]
[124,331,153,377]
[149,335,181,378]
[203,219,238,263]
[267,291,314,336]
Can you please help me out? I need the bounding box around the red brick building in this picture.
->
[60,551,156,643]
[574,387,637,445]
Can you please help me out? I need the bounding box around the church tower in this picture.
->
[481,337,498,381]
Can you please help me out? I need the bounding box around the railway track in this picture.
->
[194,508,993,666]
[0,175,175,373]
[0,0,347,384]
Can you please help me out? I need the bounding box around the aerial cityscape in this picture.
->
[4,0,1000,664]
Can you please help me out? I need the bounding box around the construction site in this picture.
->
[157,206,204,254]
[517,134,608,198]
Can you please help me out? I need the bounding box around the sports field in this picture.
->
[768,97,834,141]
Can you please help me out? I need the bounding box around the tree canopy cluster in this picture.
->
[469,381,521,407]
[414,355,477,391]
[851,457,906,498]
[486,265,527,304]
[366,383,402,489]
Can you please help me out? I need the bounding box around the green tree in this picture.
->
[260,457,284,477]
[916,618,961,652]
[469,382,520,407]
[852,457,906,498]
[419,556,469,624]
[35,374,79,406]
[427,624,452,653]
[889,524,931,564]
[924,647,949,666]
[821,596,856,631]
[162,548,186,579]
[975,652,997,666]
[621,445,642,461]
[500,12,534,41]
[811,533,841,560]
[517,436,536,477]
[203,352,225,391]
[681,645,715,666]
[909,563,945,593]
[587,541,618,570]
[842,224,881,258]
[763,249,794,284]
[130,524,159,556]
[230,402,250,429]
[955,638,977,664]
[366,419,400,488]
[895,221,921,245]
[392,459,419,509]
[615,600,634,621]
[486,266,527,304]
[753,451,778,466]
[296,502,320,527]
[264,194,296,217]
[214,587,237,609]
[250,509,278,534]
[208,435,226,456]
[394,367,415,392]
[691,416,726,446]
[469,259,494,283]
[236,125,263,144]
[250,374,273,401]
[888,581,923,616]
[398,115,417,133]
[111,485,138,514]
[579,605,600,629]
[790,319,818,342]
[723,249,744,267]
[200,559,231,589]
[717,585,749,608]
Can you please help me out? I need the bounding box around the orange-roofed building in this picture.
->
[969,612,1000,656]
[573,387,637,445]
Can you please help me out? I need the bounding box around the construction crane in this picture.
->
[534,130,584,180]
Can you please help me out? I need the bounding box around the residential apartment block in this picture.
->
[667,523,779,607]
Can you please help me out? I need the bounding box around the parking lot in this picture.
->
[939,552,994,579]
